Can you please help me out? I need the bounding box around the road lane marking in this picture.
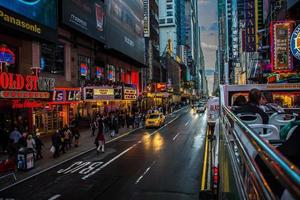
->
[135,161,156,184]
[201,129,209,190]
[0,107,189,192]
[185,122,189,126]
[48,194,61,200]
[172,133,180,141]
[82,144,137,180]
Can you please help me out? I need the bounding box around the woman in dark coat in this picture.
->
[96,118,105,153]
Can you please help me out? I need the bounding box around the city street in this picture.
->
[0,108,208,200]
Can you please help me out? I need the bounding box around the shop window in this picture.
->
[78,55,91,80]
[41,42,64,75]
[0,44,18,73]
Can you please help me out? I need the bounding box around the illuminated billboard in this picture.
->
[62,0,105,43]
[270,21,293,72]
[0,0,57,40]
[105,0,145,64]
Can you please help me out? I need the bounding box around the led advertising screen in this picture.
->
[62,0,105,43]
[0,0,56,28]
[0,0,57,40]
[105,0,145,64]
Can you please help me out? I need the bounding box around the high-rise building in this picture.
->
[144,0,161,83]
[159,0,177,57]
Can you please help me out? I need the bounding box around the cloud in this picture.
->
[201,42,217,50]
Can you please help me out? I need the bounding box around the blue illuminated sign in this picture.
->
[17,0,41,6]
[290,24,300,60]
[0,0,57,29]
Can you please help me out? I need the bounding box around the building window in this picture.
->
[166,4,173,9]
[159,19,165,24]
[41,43,64,75]
[167,11,173,16]
[106,64,115,82]
[167,18,173,23]
[166,0,172,2]
[78,55,91,80]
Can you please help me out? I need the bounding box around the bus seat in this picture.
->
[286,125,298,140]
[269,113,296,131]
[237,113,263,134]
[236,113,263,125]
[249,124,280,141]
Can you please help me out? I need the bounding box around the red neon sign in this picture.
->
[12,100,43,108]
[0,91,50,99]
[0,46,15,64]
[0,72,38,91]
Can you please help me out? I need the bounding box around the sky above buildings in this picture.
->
[198,0,218,70]
[198,0,218,95]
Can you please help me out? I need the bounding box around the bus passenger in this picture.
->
[234,88,269,124]
[260,91,284,114]
[233,95,247,107]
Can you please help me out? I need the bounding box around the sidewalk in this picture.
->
[0,126,140,189]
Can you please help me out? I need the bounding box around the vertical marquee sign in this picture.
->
[244,0,256,52]
[143,0,150,37]
[270,21,293,72]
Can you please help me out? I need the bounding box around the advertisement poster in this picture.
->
[105,0,145,64]
[62,0,105,43]
[0,0,57,40]
[271,21,293,72]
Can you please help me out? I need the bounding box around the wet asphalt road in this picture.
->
[0,108,208,200]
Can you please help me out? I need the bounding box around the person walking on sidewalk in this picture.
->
[64,125,72,150]
[90,120,98,136]
[52,130,61,158]
[113,115,119,136]
[33,132,43,160]
[95,118,105,153]
[60,129,66,154]
[73,127,80,147]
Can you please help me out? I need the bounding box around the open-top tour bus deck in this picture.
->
[201,83,300,200]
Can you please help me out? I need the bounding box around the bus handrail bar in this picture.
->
[223,106,300,198]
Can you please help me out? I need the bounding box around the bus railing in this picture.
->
[220,106,300,199]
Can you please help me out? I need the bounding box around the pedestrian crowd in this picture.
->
[2,127,44,166]
[50,125,80,159]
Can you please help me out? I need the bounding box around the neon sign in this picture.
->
[0,46,15,64]
[80,64,88,77]
[12,100,42,108]
[96,67,103,79]
[0,72,55,91]
[52,88,81,102]
[290,24,300,60]
[17,0,41,6]
[1,91,50,99]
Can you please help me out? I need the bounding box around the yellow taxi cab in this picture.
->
[145,112,165,128]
